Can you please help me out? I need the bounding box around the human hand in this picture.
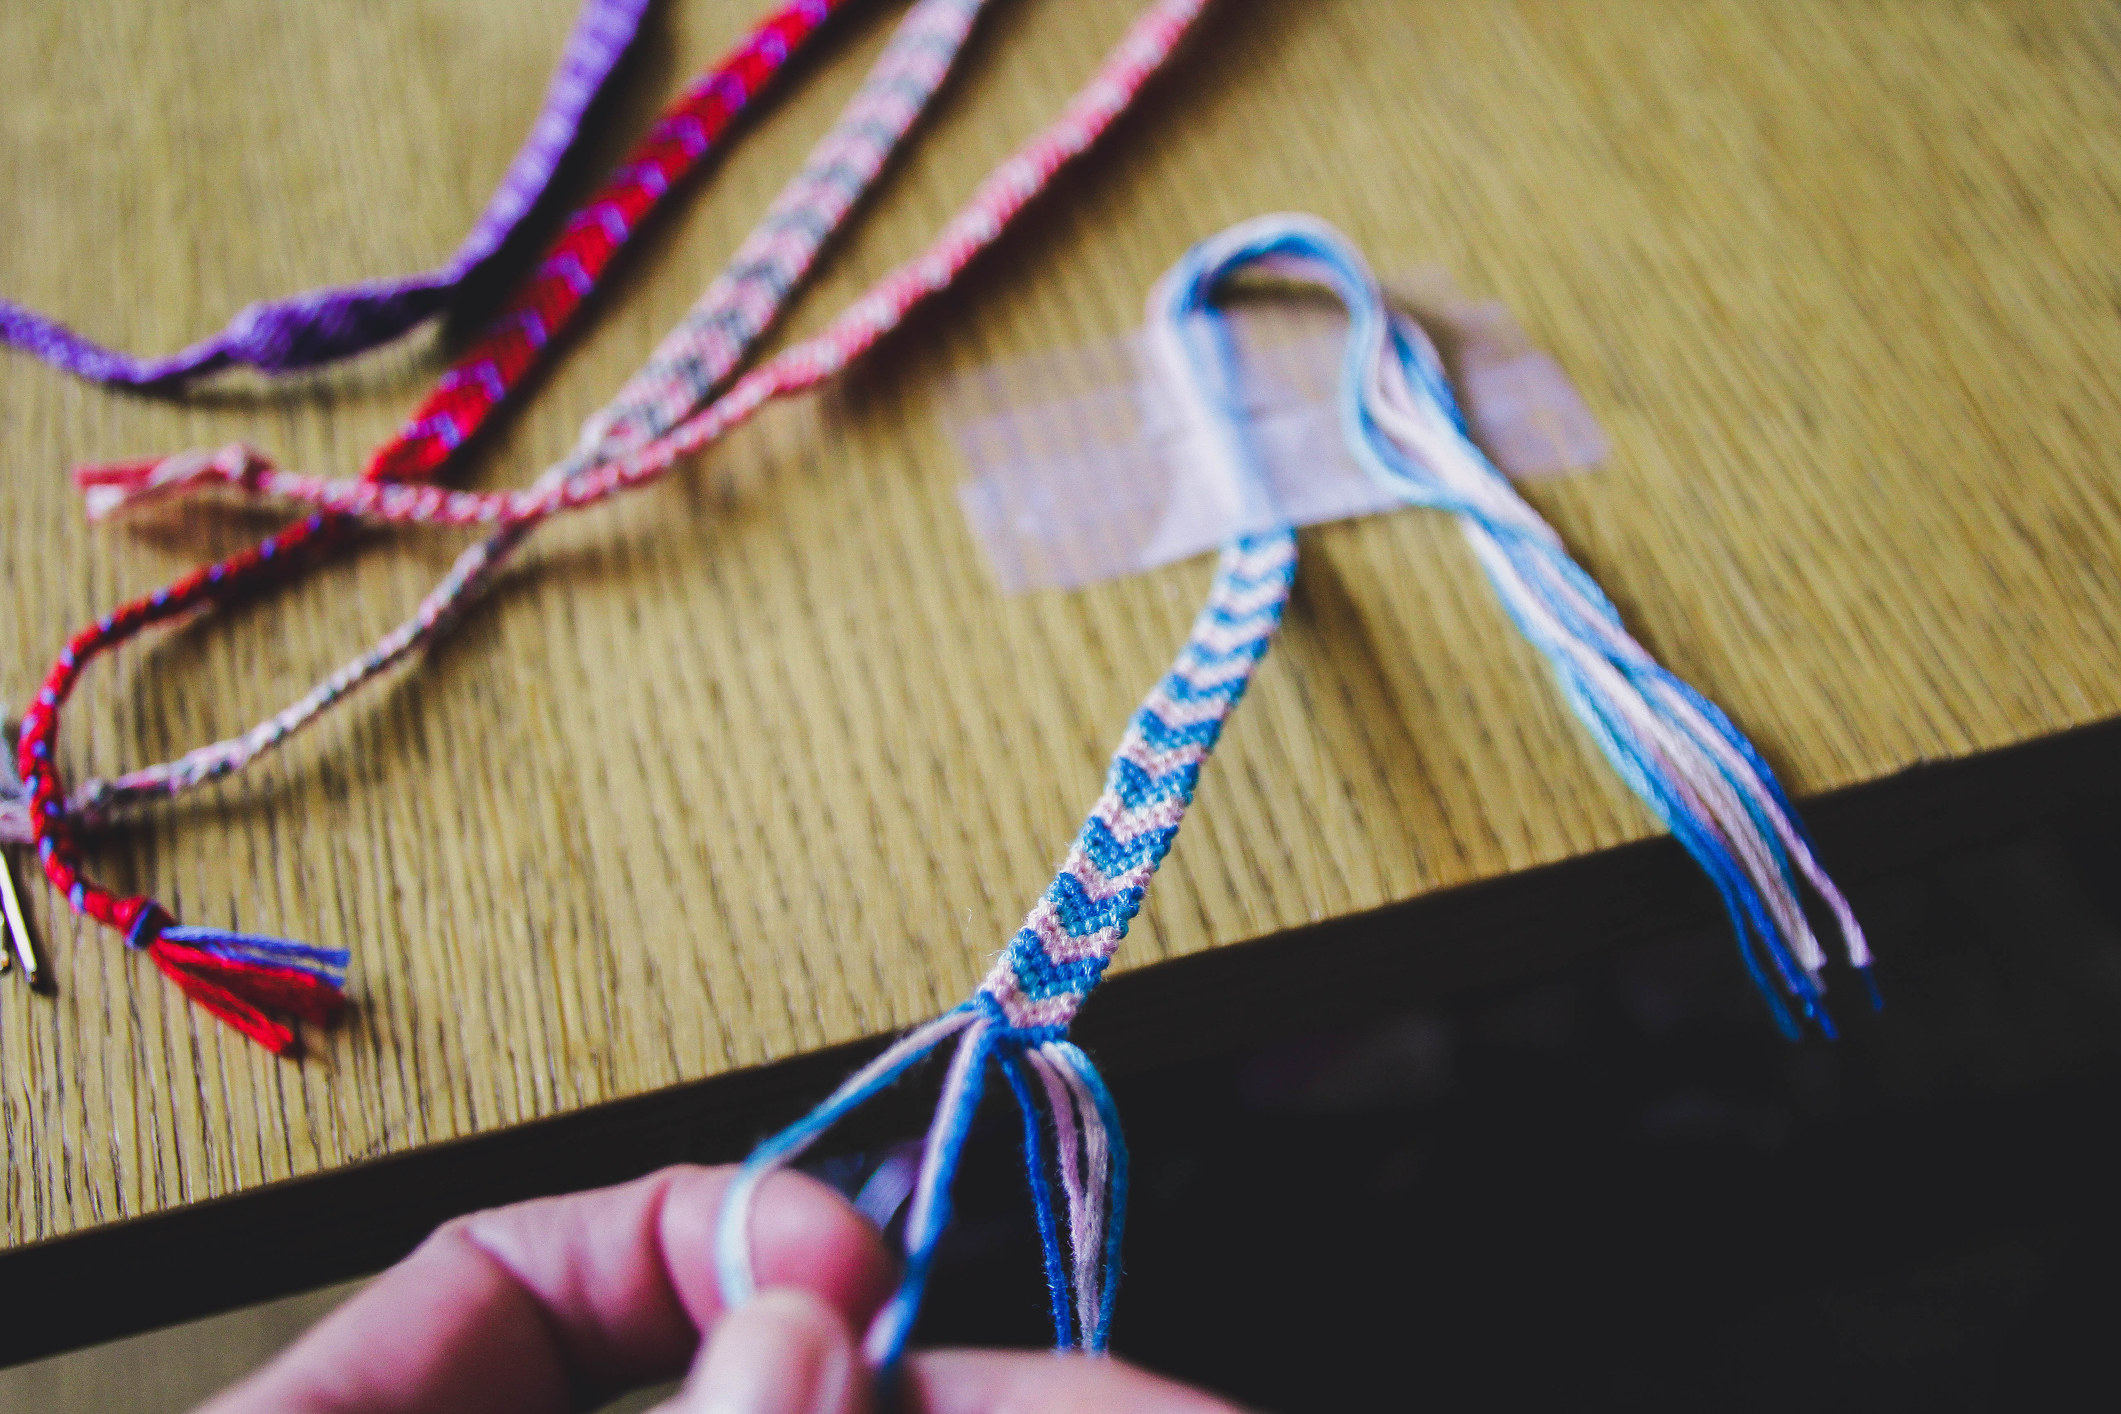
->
[198,1163,1245,1414]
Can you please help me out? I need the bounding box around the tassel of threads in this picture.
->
[122,904,348,1055]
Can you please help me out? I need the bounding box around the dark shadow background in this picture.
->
[902,802,2121,1412]
[7,794,2116,1412]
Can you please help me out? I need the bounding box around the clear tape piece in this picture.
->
[944,268,1605,594]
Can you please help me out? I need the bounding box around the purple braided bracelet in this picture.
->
[0,0,651,386]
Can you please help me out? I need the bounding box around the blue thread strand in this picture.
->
[871,1024,994,1378]
[1000,1049,1074,1348]
[1053,1041,1128,1352]
[160,927,351,970]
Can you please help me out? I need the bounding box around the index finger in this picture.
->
[199,1164,895,1414]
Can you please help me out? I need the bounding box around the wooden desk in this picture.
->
[4,0,2119,1362]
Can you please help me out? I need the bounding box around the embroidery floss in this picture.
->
[0,0,658,385]
[713,214,1868,1367]
[15,0,1213,1048]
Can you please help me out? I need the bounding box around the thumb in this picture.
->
[654,1287,869,1414]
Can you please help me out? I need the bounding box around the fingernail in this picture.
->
[686,1287,859,1414]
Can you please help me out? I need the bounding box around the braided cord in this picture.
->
[0,0,654,386]
[719,241,1301,1371]
[58,0,1199,822]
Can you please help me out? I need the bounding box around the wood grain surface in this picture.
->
[3,0,2120,1266]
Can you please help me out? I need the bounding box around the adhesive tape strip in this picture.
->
[943,269,1605,594]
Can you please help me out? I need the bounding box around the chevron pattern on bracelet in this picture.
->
[979,529,1296,1036]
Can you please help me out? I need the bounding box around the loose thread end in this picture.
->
[72,457,181,521]
[1012,1036,1127,1353]
[1858,965,1884,1013]
[714,1001,1128,1375]
[78,483,143,523]
[1805,995,1840,1042]
[72,444,266,522]
[124,902,350,1056]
